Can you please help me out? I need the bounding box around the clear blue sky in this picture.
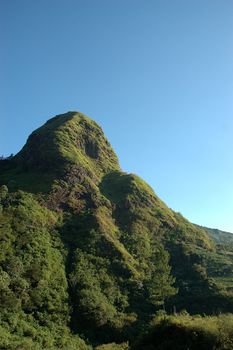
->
[1,0,232,232]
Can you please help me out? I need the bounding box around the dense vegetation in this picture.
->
[132,313,233,350]
[0,111,232,349]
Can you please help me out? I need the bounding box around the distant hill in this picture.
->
[199,225,233,245]
[0,111,233,349]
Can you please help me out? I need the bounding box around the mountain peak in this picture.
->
[15,111,120,177]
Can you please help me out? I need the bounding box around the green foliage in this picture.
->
[146,244,177,306]
[0,317,91,350]
[0,185,8,200]
[132,313,233,350]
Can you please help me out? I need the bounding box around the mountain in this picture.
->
[200,226,233,245]
[0,111,233,349]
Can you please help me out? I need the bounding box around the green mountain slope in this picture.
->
[195,225,233,297]
[0,111,233,349]
[200,226,233,246]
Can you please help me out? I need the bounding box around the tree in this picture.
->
[147,244,177,308]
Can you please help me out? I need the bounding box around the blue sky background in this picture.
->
[1,0,233,232]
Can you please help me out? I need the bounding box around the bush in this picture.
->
[132,313,233,350]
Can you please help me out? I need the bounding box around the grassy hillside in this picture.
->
[0,112,233,348]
